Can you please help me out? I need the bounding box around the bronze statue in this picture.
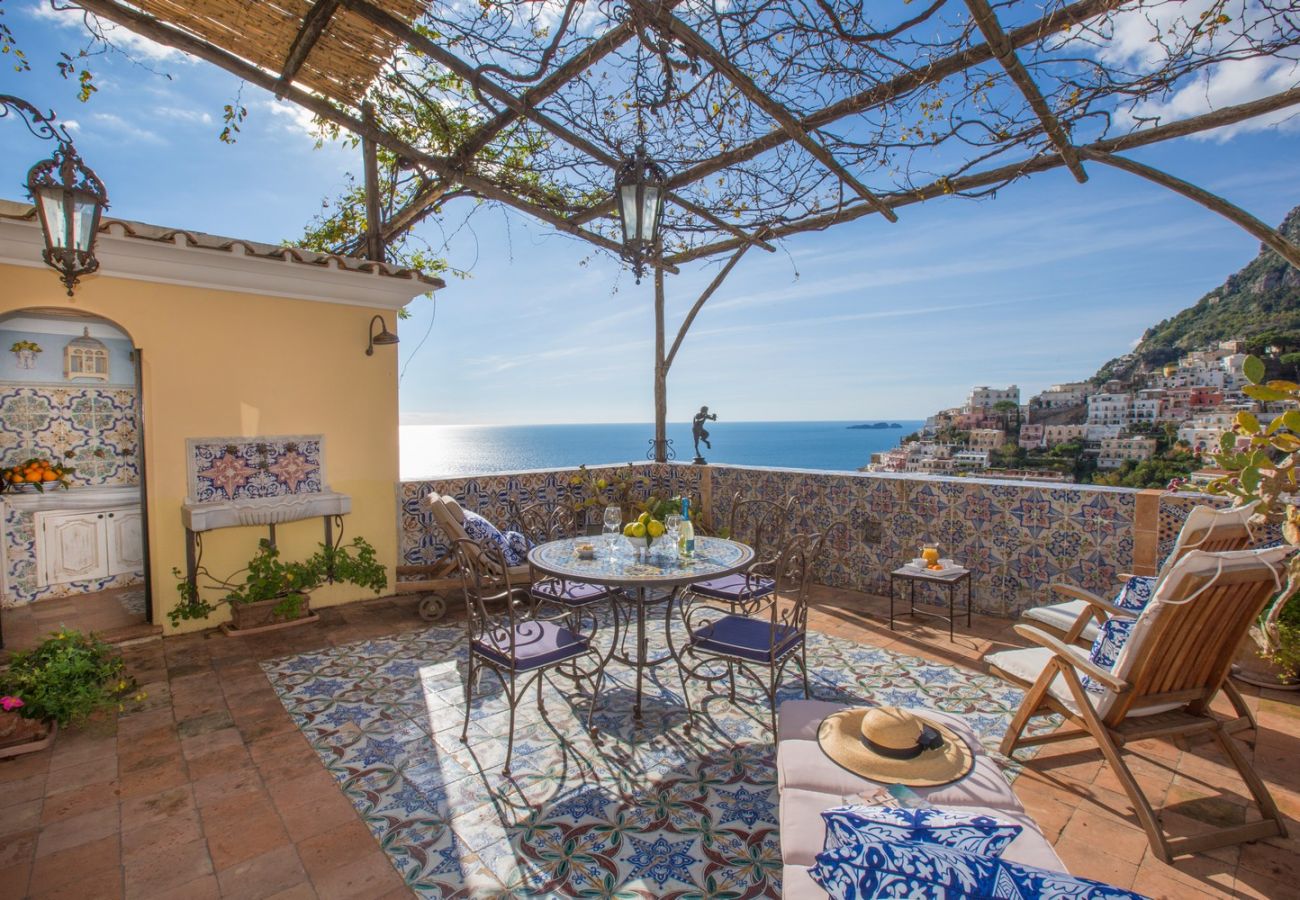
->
[692,406,717,463]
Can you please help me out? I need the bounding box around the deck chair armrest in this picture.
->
[1049,583,1129,619]
[1012,623,1130,692]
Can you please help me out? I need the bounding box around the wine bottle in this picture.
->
[680,497,695,558]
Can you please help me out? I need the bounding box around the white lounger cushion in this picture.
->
[1021,599,1099,642]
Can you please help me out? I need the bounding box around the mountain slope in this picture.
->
[1095,205,1300,383]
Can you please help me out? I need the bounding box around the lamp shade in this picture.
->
[27,144,108,296]
[613,144,666,283]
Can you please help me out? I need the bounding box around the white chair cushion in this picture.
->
[985,645,1181,720]
[1021,600,1099,642]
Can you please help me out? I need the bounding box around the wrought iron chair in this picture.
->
[453,537,602,775]
[684,494,795,613]
[678,533,817,734]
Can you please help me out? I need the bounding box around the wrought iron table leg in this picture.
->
[967,576,973,629]
[633,586,647,720]
[949,582,955,642]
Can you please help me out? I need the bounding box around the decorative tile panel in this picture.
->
[187,435,325,503]
[0,383,139,486]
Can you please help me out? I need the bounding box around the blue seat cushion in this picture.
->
[531,579,615,607]
[810,836,1144,900]
[822,806,1023,858]
[473,621,589,671]
[689,614,801,662]
[689,572,775,602]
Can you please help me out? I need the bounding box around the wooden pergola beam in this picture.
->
[569,0,1118,227]
[963,0,1087,183]
[275,0,343,98]
[1079,149,1300,268]
[341,0,774,254]
[664,85,1300,264]
[634,0,898,223]
[76,0,680,274]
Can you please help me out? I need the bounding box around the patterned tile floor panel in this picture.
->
[262,612,1046,898]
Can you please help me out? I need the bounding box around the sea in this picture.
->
[400,420,923,479]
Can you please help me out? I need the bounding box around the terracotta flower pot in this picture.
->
[1232,629,1300,690]
[0,711,57,759]
[221,592,319,636]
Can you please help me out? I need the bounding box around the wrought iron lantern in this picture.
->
[27,143,108,297]
[614,144,665,284]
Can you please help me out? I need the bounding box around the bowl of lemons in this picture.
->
[623,511,666,555]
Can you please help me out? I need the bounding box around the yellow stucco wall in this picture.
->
[0,263,401,633]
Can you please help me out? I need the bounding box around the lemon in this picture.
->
[623,523,637,537]
[638,511,650,525]
[630,522,647,538]
[647,520,665,538]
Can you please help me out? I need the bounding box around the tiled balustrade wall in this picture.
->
[398,462,1230,617]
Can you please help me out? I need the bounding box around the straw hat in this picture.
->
[817,707,974,787]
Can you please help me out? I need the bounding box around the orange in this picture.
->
[42,471,58,482]
[10,474,24,483]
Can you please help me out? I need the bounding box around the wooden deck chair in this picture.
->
[395,494,534,619]
[1023,501,1259,645]
[988,546,1292,863]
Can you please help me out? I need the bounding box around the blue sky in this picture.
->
[1,2,1298,426]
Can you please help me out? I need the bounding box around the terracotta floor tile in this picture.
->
[0,773,47,808]
[214,845,309,900]
[134,874,221,900]
[39,779,121,825]
[118,759,189,800]
[1052,836,1140,889]
[0,800,42,838]
[122,806,203,862]
[310,852,407,900]
[185,744,253,782]
[201,791,290,870]
[123,837,213,897]
[191,769,265,809]
[0,862,31,900]
[33,805,118,858]
[119,784,193,832]
[28,833,119,893]
[0,829,38,870]
[265,883,319,900]
[27,870,123,900]
[295,820,374,879]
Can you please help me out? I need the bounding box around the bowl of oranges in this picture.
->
[1,458,75,494]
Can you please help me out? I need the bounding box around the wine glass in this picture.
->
[665,514,683,558]
[603,505,622,557]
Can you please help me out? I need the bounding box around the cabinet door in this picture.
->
[40,512,109,586]
[106,509,144,575]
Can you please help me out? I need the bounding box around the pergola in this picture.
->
[73,0,1300,459]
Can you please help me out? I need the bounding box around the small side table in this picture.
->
[889,566,973,641]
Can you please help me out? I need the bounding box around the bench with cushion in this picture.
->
[776,699,1066,898]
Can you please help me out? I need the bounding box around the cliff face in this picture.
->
[1095,205,1300,383]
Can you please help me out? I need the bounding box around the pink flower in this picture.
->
[0,696,23,712]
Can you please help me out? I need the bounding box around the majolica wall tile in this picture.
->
[399,463,1233,617]
[187,436,325,502]
[0,383,139,486]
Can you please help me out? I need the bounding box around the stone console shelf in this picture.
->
[180,435,351,597]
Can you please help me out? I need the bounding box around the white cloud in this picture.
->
[260,99,321,138]
[157,107,213,126]
[1091,0,1300,140]
[28,1,189,64]
[89,111,166,144]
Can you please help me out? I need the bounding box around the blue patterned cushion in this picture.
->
[822,806,1022,858]
[1113,575,1155,612]
[461,509,511,561]
[810,837,1145,900]
[1081,617,1136,695]
[502,530,533,566]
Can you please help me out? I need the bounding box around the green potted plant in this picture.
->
[170,536,389,635]
[0,630,140,757]
[1205,354,1300,687]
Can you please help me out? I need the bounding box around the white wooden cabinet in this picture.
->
[36,506,142,587]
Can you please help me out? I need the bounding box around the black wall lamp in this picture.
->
[366,314,399,356]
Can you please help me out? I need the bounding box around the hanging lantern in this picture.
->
[614,144,665,284]
[26,143,108,297]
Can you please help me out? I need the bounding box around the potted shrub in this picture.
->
[1205,354,1300,688]
[0,630,140,757]
[170,536,388,635]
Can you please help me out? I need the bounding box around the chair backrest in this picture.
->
[451,536,525,647]
[1101,545,1291,724]
[427,493,506,576]
[769,531,820,636]
[512,501,576,545]
[1154,501,1258,580]
[728,493,795,564]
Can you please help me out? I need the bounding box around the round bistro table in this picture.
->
[527,535,754,719]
